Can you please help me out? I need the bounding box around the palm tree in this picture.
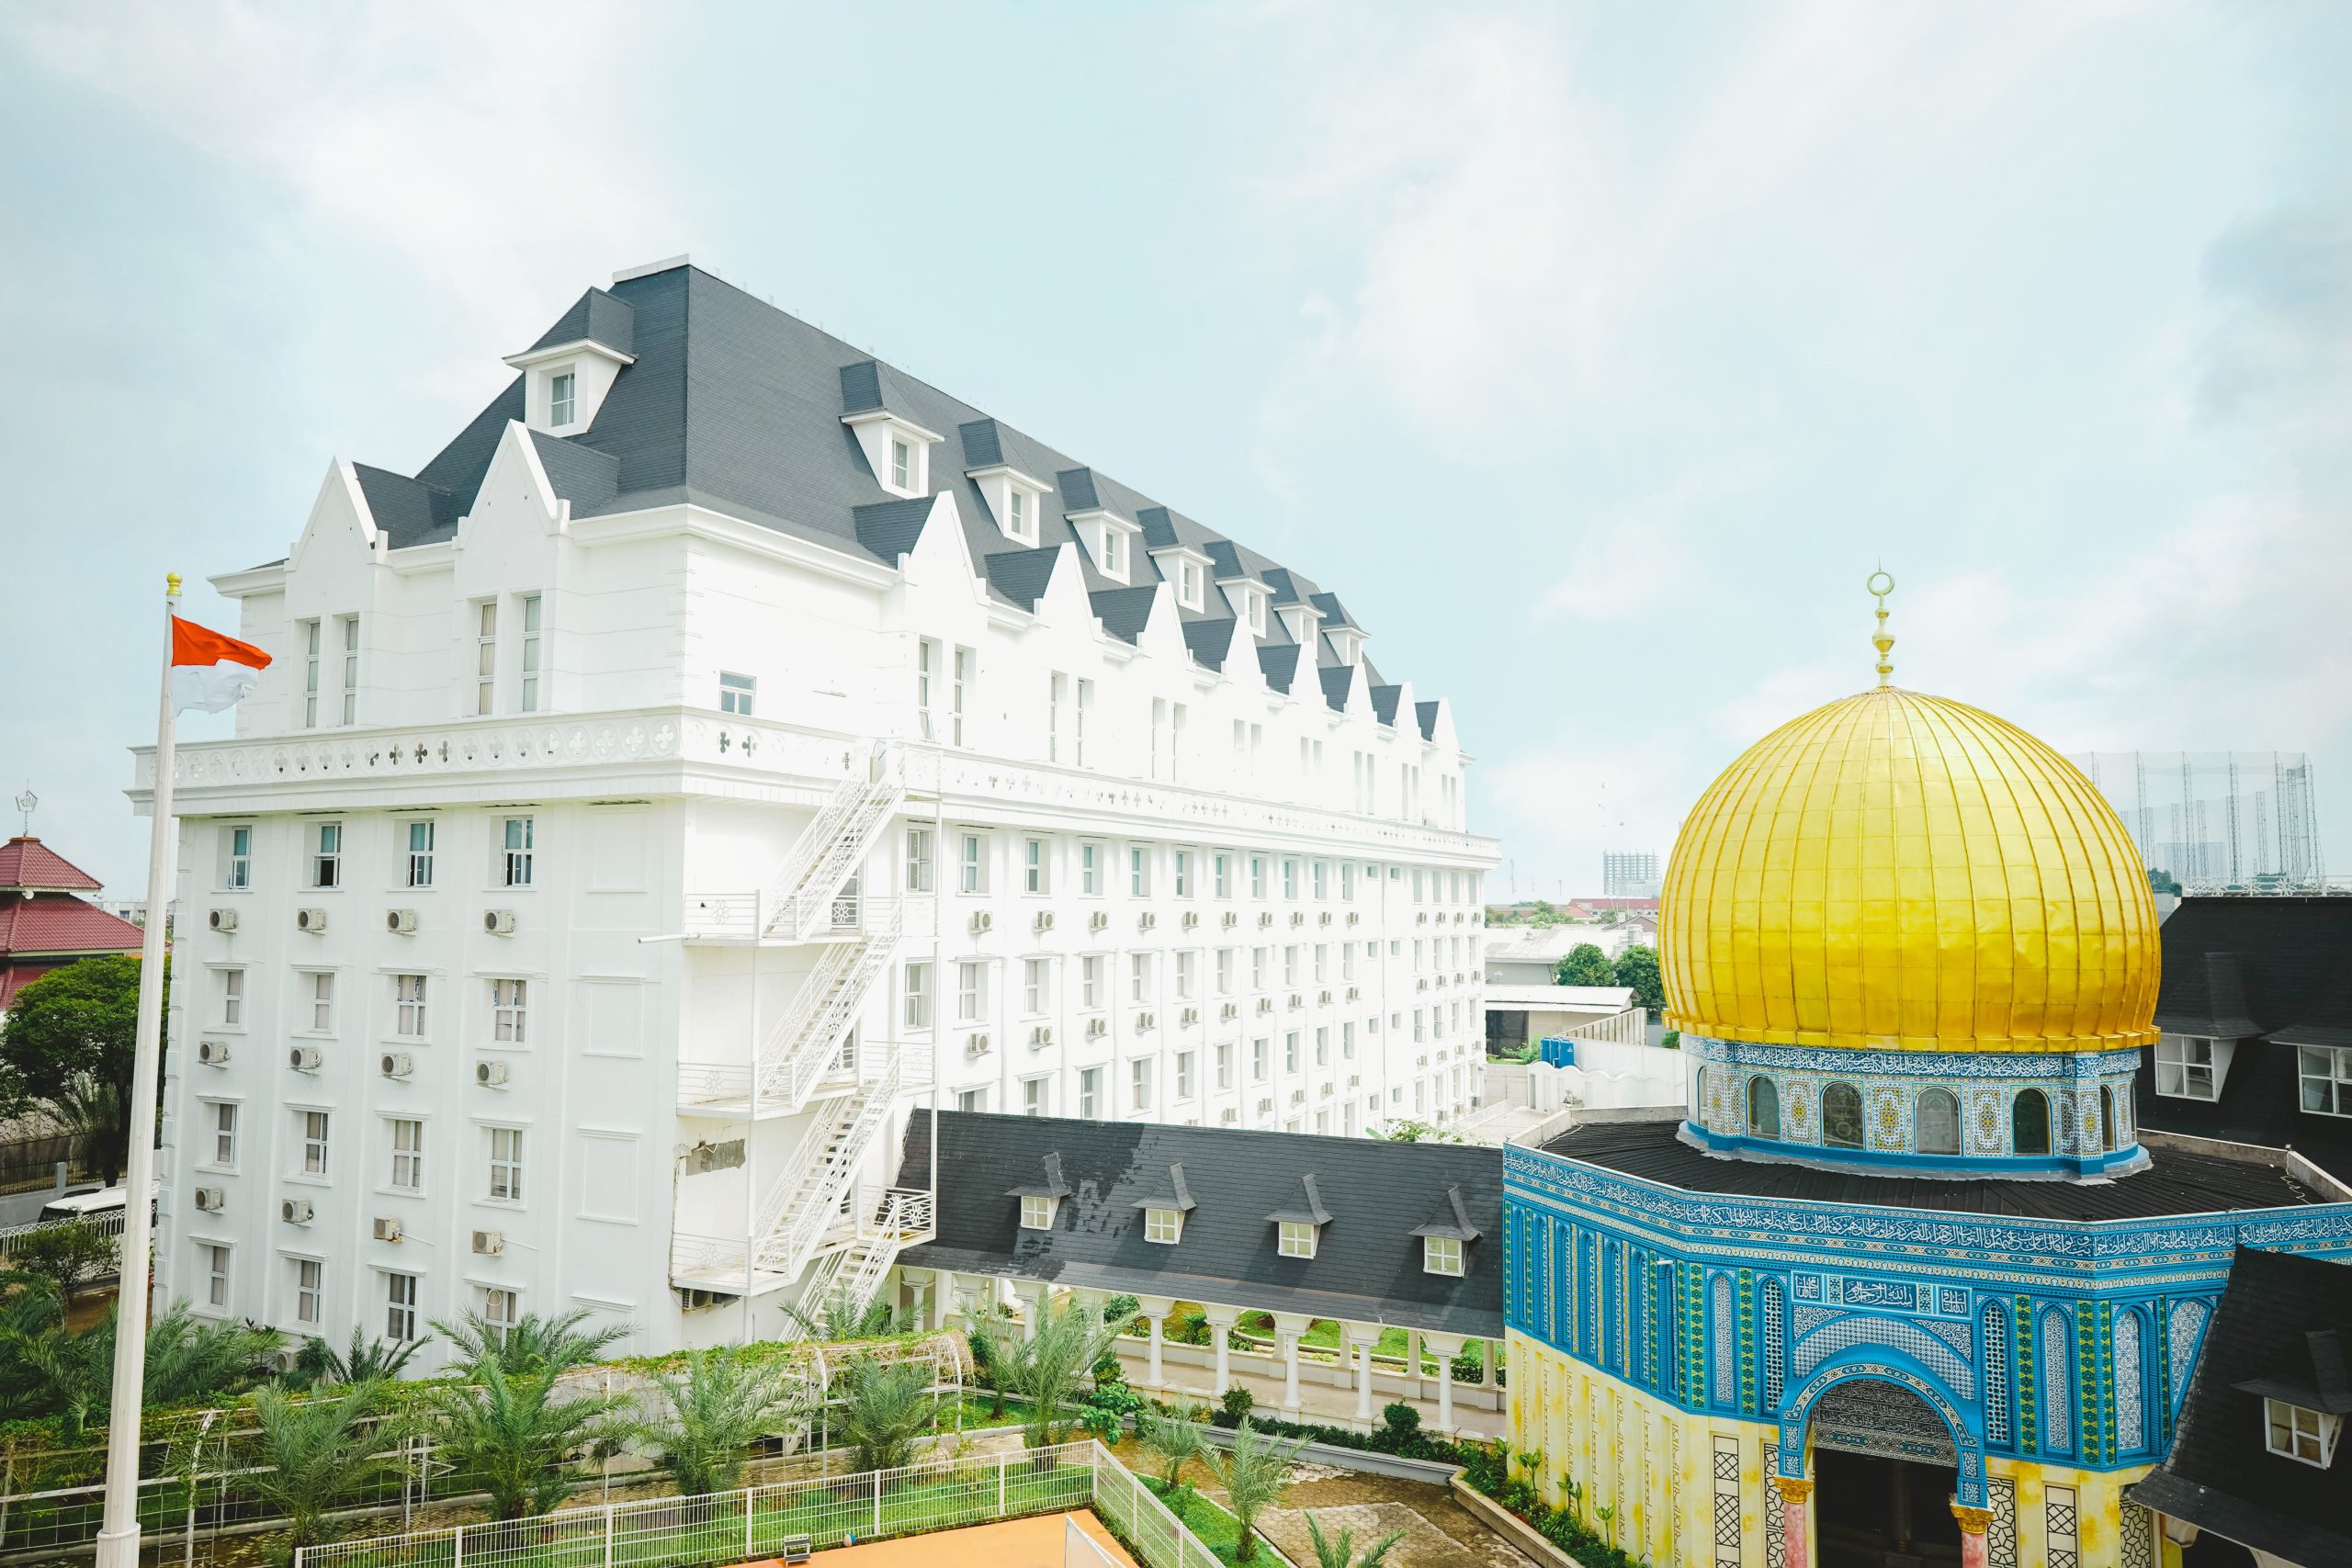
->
[972,1298,1138,1450]
[11,1299,278,1434]
[1203,1417,1306,1564]
[1135,1398,1211,1519]
[1304,1512,1406,1568]
[242,1381,414,1550]
[433,1307,631,1377]
[426,1361,630,1518]
[831,1356,934,1474]
[284,1327,425,1390]
[780,1290,913,1343]
[634,1348,806,1496]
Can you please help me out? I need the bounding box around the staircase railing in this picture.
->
[759,901,906,1111]
[752,1055,906,1283]
[763,744,907,941]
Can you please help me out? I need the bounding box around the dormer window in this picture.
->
[1424,1236,1463,1276]
[1073,513,1141,583]
[890,438,912,490]
[1329,629,1363,666]
[2299,1045,2352,1117]
[1131,1163,1195,1244]
[1145,1207,1183,1245]
[1179,559,1204,610]
[1411,1185,1480,1277]
[1278,1221,1317,1258]
[844,411,942,499]
[2156,1033,2232,1100]
[1008,488,1033,543]
[2265,1398,2339,1467]
[1228,583,1268,636]
[1008,1152,1072,1234]
[1266,1173,1329,1259]
[1104,528,1130,579]
[549,371,576,427]
[1020,1194,1057,1231]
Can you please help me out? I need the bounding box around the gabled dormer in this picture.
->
[842,361,941,500]
[1150,545,1213,612]
[1130,1162,1197,1245]
[958,419,1057,544]
[1007,1152,1072,1231]
[504,288,637,436]
[1312,593,1366,666]
[1265,1173,1331,1258]
[1058,469,1140,583]
[1226,579,1271,638]
[1276,603,1317,645]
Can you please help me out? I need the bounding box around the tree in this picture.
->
[974,1298,1139,1450]
[433,1307,628,1377]
[1554,944,1616,987]
[0,956,160,1181]
[1611,944,1664,1011]
[780,1289,912,1344]
[832,1355,934,1474]
[283,1327,426,1391]
[1305,1512,1407,1568]
[1136,1397,1211,1517]
[427,1361,628,1518]
[7,1221,119,1297]
[5,1298,279,1434]
[243,1381,414,1551]
[634,1348,804,1496]
[1201,1416,1306,1562]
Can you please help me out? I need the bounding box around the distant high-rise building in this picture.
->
[1602,851,1660,898]
[2069,751,2327,892]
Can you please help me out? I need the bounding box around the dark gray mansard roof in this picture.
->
[346,263,1441,730]
[2128,1247,2352,1566]
[896,1110,1504,1338]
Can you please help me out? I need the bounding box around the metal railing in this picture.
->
[0,1207,126,1258]
[292,1441,1226,1568]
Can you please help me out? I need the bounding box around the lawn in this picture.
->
[1139,1474,1270,1568]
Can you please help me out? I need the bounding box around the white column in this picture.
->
[1426,1334,1465,1433]
[1136,1295,1173,1390]
[1346,1324,1379,1426]
[1018,1280,1048,1339]
[1204,1305,1241,1396]
[1273,1313,1312,1418]
[1148,1314,1165,1385]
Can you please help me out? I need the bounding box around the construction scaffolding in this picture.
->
[2071,751,2328,894]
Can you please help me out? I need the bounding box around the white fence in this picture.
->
[295,1440,1234,1568]
[0,1207,126,1259]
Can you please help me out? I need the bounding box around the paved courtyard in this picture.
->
[1117,1450,1538,1568]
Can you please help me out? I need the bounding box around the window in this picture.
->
[1746,1077,1780,1139]
[1215,950,1235,996]
[1341,1021,1354,1059]
[1917,1088,1962,1156]
[394,974,428,1038]
[1284,946,1301,987]
[1103,526,1129,579]
[2156,1033,2224,1100]
[1020,1194,1055,1230]
[294,1258,323,1325]
[956,1088,988,1113]
[312,822,343,888]
[950,647,970,746]
[487,1126,525,1201]
[501,818,534,886]
[1283,860,1298,900]
[225,826,252,889]
[905,827,934,892]
[1251,948,1269,990]
[1131,1059,1153,1112]
[518,595,542,713]
[1129,845,1151,897]
[903,963,933,1030]
[306,972,335,1032]
[1023,1077,1048,1116]
[1079,1066,1102,1119]
[1047,672,1067,761]
[492,979,528,1043]
[385,1271,420,1341]
[1176,1050,1195,1099]
[1075,678,1092,766]
[1278,1220,1317,1258]
[1174,851,1193,898]
[917,638,939,741]
[405,819,435,887]
[220,968,244,1027]
[549,370,576,425]
[338,615,359,725]
[1215,853,1232,898]
[1129,953,1154,1004]
[302,619,322,728]
[1081,954,1104,1010]
[956,962,986,1024]
[388,1118,424,1191]
[1008,486,1033,542]
[1315,1027,1329,1066]
[2012,1089,2052,1156]
[1821,1083,1863,1150]
[1024,838,1048,895]
[205,1101,237,1167]
[1340,862,1356,900]
[1023,958,1049,1016]
[1252,1039,1270,1082]
[959,833,985,894]
[1250,856,1267,899]
[2101,1085,2120,1151]
[201,1244,231,1310]
[1424,1236,1464,1276]
[2299,1045,2352,1117]
[1312,861,1327,900]
[2266,1398,2338,1467]
[299,1111,331,1176]
[889,436,912,490]
[481,1288,520,1348]
[1178,559,1204,610]
[1175,952,1197,1000]
[1284,1032,1300,1072]
[1216,1043,1233,1090]
[475,602,498,714]
[1143,1206,1184,1245]
[716,671,757,717]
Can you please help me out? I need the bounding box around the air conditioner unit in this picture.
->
[1318,990,1332,1004]
[1418,1054,1430,1067]
[1347,986,1361,1000]
[1257,1098,1274,1114]
[281,1198,314,1224]
[970,910,993,933]
[1086,1018,1107,1039]
[1257,912,1273,929]
[1030,1025,1054,1047]
[196,1040,232,1066]
[193,1187,225,1213]
[1137,912,1157,931]
[1418,978,1430,991]
[1318,912,1331,926]
[1319,1081,1334,1097]
[295,908,328,933]
[1089,911,1110,932]
[1290,912,1305,927]
[1256,998,1272,1014]
[484,908,517,936]
[1221,1109,1239,1125]
[373,1216,403,1243]
[1220,1003,1238,1021]
[966,1033,991,1057]
[1034,911,1054,933]
[1289,994,1305,1010]
[1135,1012,1155,1032]
[1347,912,1360,926]
[1181,911,1199,930]
[475,1060,510,1088]
[1349,1074,1362,1088]
[380,1052,414,1080]
[208,908,238,933]
[386,908,419,935]
[1180,1007,1198,1025]
[1290,1089,1306,1104]
[288,1046,323,1073]
[471,1229,504,1257]
[1220,911,1238,929]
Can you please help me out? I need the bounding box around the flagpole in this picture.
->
[95,573,181,1568]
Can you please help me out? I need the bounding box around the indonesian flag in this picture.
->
[171,616,273,713]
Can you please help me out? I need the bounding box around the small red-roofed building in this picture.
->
[0,837,146,1015]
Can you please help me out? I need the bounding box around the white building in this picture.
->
[133,260,1499,1360]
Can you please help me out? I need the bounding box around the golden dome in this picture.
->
[1661,685,2160,1053]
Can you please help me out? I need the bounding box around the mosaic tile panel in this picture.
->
[2115,1308,2145,1452]
[1983,1303,2012,1446]
[2041,1307,2074,1454]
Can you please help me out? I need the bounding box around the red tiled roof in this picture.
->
[0,895,145,959]
[0,838,104,893]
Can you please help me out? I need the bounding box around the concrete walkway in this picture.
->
[1111,1342,1507,1440]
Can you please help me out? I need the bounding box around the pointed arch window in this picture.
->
[2100,1086,2120,1153]
[1747,1077,1781,1139]
[1821,1083,1864,1149]
[2041,1306,2075,1453]
[1917,1089,1962,1156]
[2014,1089,2052,1156]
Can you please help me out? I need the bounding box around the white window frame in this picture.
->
[337,615,359,726]
[517,593,542,714]
[219,967,245,1028]
[1277,1220,1317,1259]
[1020,1194,1056,1231]
[906,827,935,893]
[1424,1235,1464,1276]
[889,436,912,491]
[298,1110,331,1178]
[903,962,933,1030]
[405,819,435,888]
[1176,1050,1195,1100]
[294,1258,324,1325]
[2155,1033,2225,1100]
[200,1242,231,1311]
[1024,838,1049,896]
[917,638,939,741]
[500,817,535,887]
[2298,1044,2352,1118]
[387,1116,424,1192]
[312,821,343,889]
[301,618,322,728]
[224,825,253,890]
[1078,1066,1101,1119]
[548,369,576,427]
[486,1125,525,1203]
[1145,1207,1183,1245]
[951,646,970,747]
[393,973,428,1040]
[956,961,987,1025]
[384,1269,420,1342]
[1075,678,1092,767]
[491,978,528,1044]
[475,600,499,716]
[1023,958,1049,1017]
[303,971,335,1034]
[202,1100,238,1169]
[1131,1058,1153,1112]
[959,832,987,895]
[481,1286,521,1347]
[1129,844,1152,897]
[2265,1398,2339,1467]
[1082,954,1105,1010]
[719,671,755,716]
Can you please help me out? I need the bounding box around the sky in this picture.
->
[1,1,2347,900]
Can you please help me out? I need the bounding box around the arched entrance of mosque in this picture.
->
[1807,1377,1964,1568]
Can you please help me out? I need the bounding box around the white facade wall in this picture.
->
[140,420,1498,1360]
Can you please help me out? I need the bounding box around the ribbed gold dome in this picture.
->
[1661,686,2159,1053]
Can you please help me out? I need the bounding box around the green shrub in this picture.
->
[1215,1385,1255,1428]
[1380,1401,1420,1439]
[10,1222,119,1295]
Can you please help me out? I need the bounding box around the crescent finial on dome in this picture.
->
[1867,569,1895,686]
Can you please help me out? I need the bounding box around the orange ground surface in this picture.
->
[741,1510,1136,1568]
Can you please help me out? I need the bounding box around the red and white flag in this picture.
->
[170,616,272,713]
